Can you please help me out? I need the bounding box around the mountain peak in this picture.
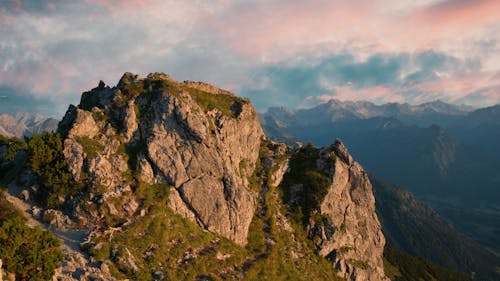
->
[117,72,142,88]
[0,73,395,280]
[0,112,58,137]
[60,72,264,245]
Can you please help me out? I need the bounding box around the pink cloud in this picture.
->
[84,0,153,9]
[401,71,500,103]
[313,83,401,104]
[308,70,500,107]
[201,0,500,59]
[418,0,500,27]
[0,13,18,27]
[204,0,375,59]
[47,2,56,11]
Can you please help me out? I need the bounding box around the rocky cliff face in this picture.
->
[59,72,263,245]
[282,140,388,281]
[1,72,391,279]
[315,141,387,281]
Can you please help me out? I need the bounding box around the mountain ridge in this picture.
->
[0,112,58,138]
[261,99,500,265]
[1,73,392,281]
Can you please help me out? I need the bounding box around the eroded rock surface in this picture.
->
[282,140,388,281]
[313,141,388,281]
[59,72,263,245]
[0,72,391,279]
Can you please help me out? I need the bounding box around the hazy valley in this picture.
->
[262,99,500,255]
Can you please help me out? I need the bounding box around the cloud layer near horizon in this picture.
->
[1,0,499,116]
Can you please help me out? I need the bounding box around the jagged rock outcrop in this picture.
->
[0,72,391,279]
[282,140,388,281]
[316,141,387,281]
[59,72,263,245]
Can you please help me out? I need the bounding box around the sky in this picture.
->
[1,0,500,117]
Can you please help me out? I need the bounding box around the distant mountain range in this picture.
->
[261,99,500,253]
[262,99,471,128]
[1,80,498,280]
[0,112,59,138]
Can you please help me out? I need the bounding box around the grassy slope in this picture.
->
[372,175,500,281]
[384,248,473,281]
[87,180,342,280]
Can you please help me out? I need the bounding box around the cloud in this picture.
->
[0,85,64,117]
[0,0,499,116]
[240,50,496,109]
[199,0,500,60]
[0,0,63,14]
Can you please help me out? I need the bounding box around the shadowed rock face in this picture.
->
[284,140,388,281]
[60,72,263,245]
[316,141,388,281]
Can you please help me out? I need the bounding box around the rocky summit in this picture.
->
[60,72,263,246]
[0,72,390,280]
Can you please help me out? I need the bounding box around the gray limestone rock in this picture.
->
[63,138,85,181]
[122,99,139,142]
[310,141,388,281]
[59,73,263,245]
[67,109,100,139]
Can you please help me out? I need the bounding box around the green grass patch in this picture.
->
[92,110,110,123]
[348,259,369,270]
[244,188,342,281]
[182,85,247,118]
[383,248,473,281]
[338,246,355,255]
[281,144,332,225]
[87,180,342,280]
[89,202,246,280]
[75,136,104,159]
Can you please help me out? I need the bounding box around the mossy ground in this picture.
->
[117,75,249,123]
[281,143,333,225]
[244,187,343,281]
[87,174,342,281]
[182,85,248,118]
[75,136,104,159]
[87,183,248,280]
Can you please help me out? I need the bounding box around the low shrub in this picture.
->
[0,196,63,280]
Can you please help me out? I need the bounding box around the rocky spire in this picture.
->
[314,141,388,281]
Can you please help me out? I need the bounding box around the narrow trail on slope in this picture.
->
[2,184,109,280]
[4,184,89,252]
